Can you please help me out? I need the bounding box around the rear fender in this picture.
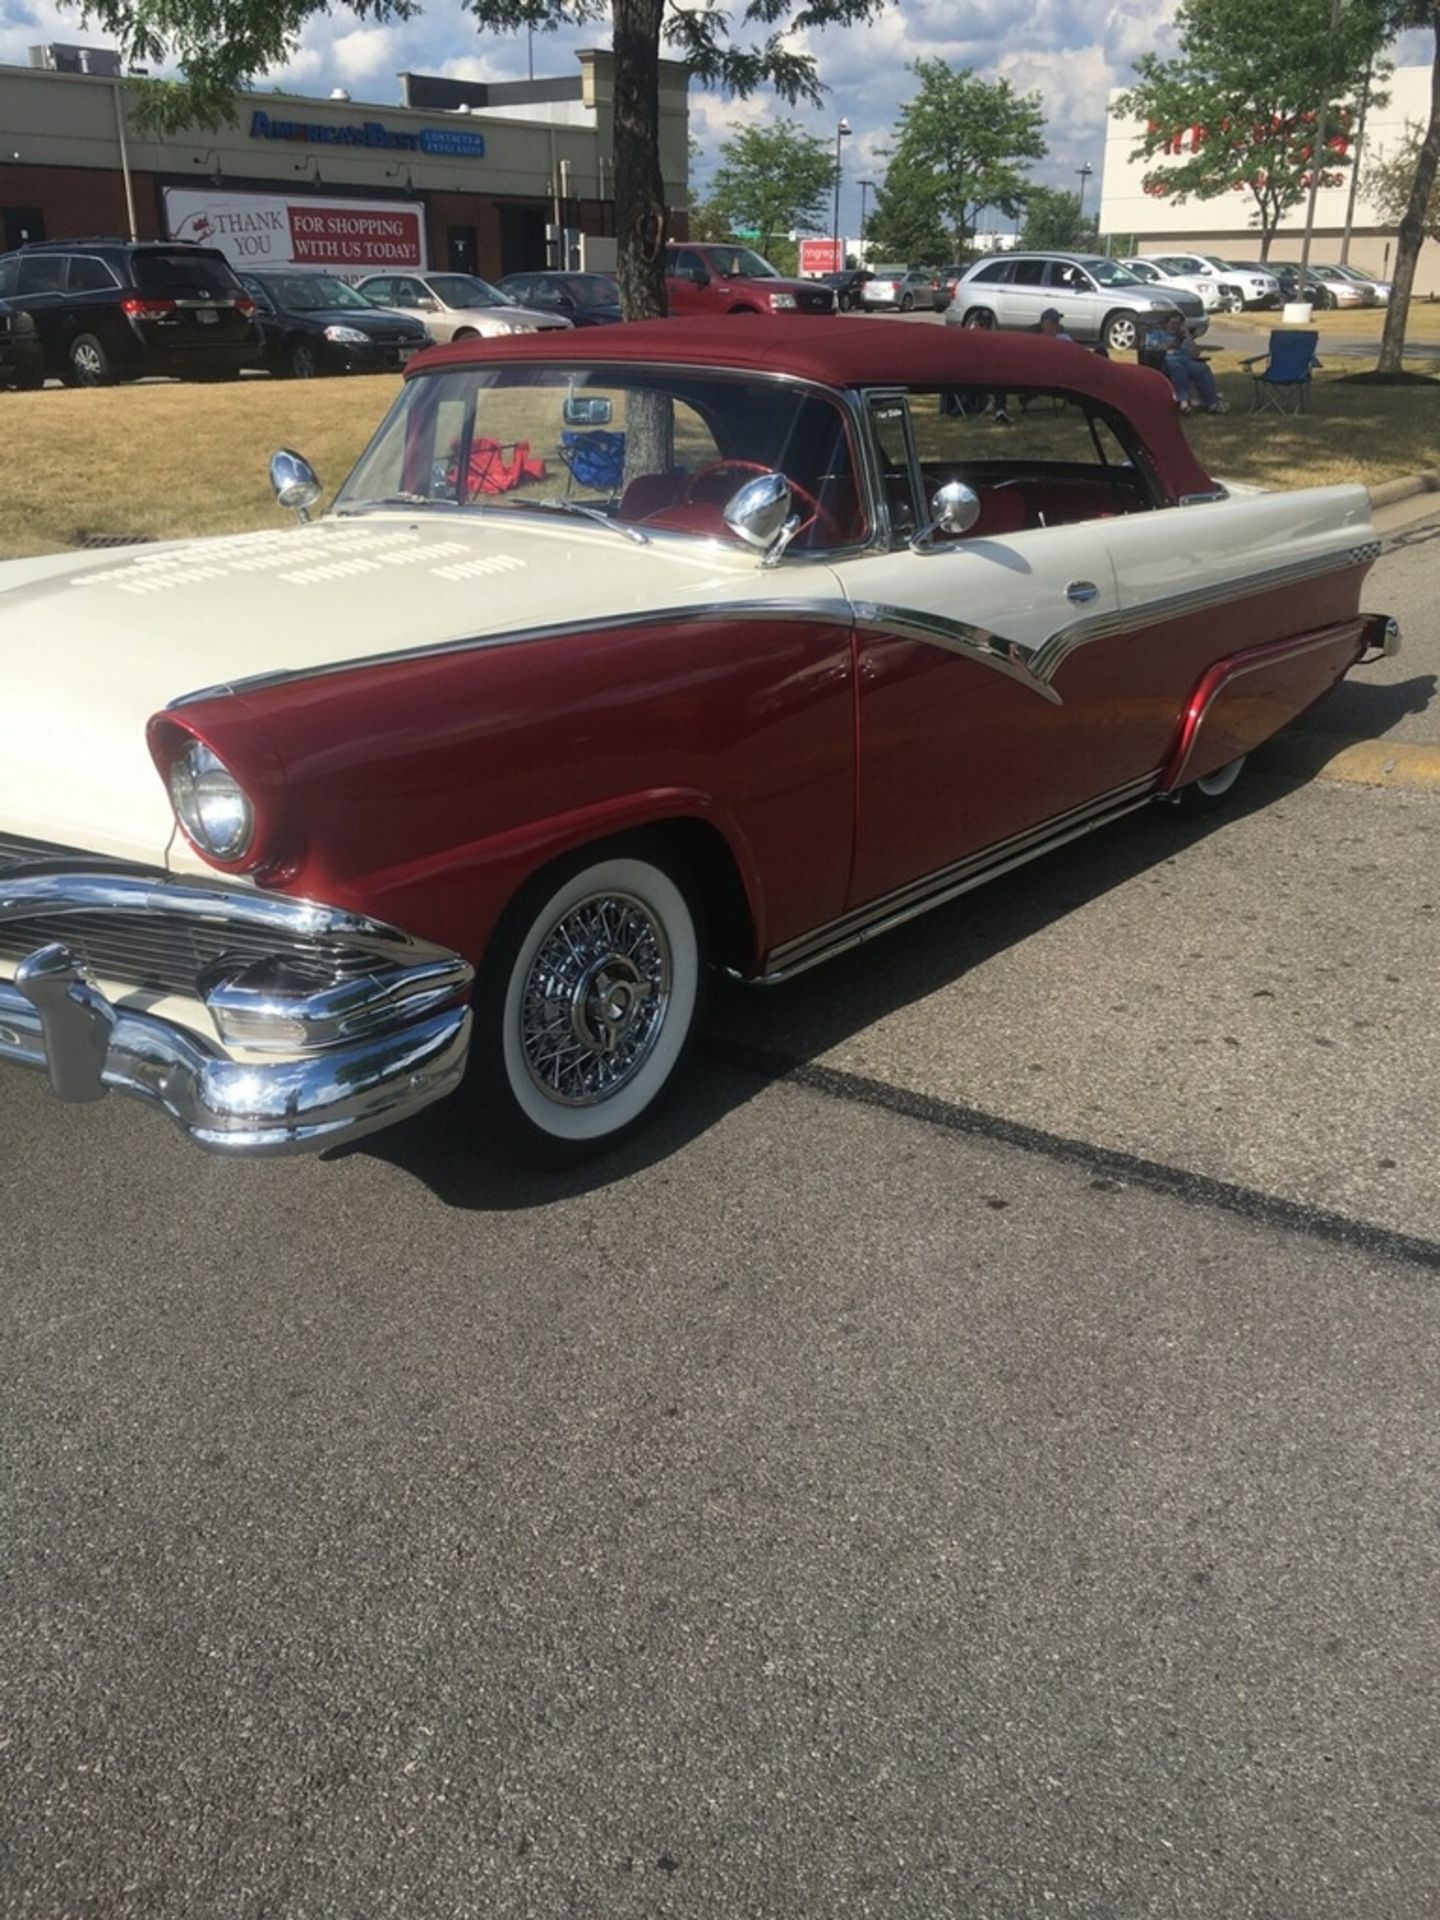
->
[1159,620,1372,791]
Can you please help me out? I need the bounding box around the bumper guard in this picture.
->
[0,862,473,1154]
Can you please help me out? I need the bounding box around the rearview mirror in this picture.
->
[563,394,613,426]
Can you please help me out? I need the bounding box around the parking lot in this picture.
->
[2,473,1437,1916]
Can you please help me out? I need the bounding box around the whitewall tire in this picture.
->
[1173,754,1248,814]
[478,850,702,1160]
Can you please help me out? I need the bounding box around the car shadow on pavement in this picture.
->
[348,773,1306,1212]
[1287,670,1436,741]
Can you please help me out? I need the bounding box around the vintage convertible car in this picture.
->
[0,319,1398,1162]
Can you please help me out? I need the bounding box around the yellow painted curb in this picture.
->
[1258,733,1440,792]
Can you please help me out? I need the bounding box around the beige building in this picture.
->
[1101,62,1438,294]
[0,48,691,280]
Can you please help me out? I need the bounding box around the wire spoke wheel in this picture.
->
[483,850,702,1158]
[520,891,671,1106]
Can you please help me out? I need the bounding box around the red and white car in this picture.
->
[0,320,1398,1162]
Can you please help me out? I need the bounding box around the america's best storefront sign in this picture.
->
[250,108,485,159]
[165,189,427,272]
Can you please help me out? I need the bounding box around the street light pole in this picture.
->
[858,177,874,263]
[832,117,852,269]
[1075,160,1094,223]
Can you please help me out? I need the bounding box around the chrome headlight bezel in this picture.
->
[167,740,255,863]
[323,324,371,345]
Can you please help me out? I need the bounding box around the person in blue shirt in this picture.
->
[1145,310,1227,414]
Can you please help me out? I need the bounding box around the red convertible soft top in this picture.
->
[411,315,1218,500]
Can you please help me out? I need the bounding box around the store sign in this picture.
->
[165,189,428,273]
[249,108,485,159]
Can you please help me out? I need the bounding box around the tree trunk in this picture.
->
[1378,9,1440,374]
[612,0,669,322]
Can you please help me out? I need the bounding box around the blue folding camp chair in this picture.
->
[559,429,626,495]
[1241,330,1321,415]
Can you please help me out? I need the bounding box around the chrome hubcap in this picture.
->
[521,892,671,1106]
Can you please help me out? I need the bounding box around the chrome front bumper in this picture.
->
[0,860,473,1154]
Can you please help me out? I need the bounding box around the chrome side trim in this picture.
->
[169,598,859,707]
[1032,542,1373,682]
[753,773,1158,982]
[849,601,1061,704]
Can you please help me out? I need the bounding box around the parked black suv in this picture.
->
[0,238,262,386]
[0,298,44,390]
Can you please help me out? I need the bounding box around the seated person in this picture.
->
[1145,311,1227,414]
[1037,306,1074,342]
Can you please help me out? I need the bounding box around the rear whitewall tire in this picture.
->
[480,851,702,1159]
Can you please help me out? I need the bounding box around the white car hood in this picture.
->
[0,514,796,868]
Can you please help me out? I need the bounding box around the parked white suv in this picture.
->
[1140,253,1280,312]
[1122,257,1222,312]
[947,252,1207,354]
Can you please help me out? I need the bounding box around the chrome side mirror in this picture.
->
[724,471,801,567]
[270,448,323,523]
[910,480,980,552]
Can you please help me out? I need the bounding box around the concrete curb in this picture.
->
[1257,732,1440,793]
[1369,471,1440,508]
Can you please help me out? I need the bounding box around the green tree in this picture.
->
[1018,184,1096,251]
[869,59,1046,262]
[707,119,835,256]
[866,154,949,263]
[1372,5,1439,373]
[74,0,886,322]
[1366,117,1440,239]
[1111,0,1393,260]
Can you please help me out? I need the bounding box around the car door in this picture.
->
[665,249,711,316]
[13,253,69,370]
[830,392,1137,909]
[996,256,1047,329]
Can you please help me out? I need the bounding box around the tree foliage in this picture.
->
[1366,117,1440,236]
[868,59,1046,262]
[1111,0,1394,257]
[706,119,835,253]
[71,0,886,319]
[1017,185,1096,251]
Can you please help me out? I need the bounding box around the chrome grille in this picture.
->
[0,834,376,999]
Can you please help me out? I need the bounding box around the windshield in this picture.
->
[257,274,372,311]
[334,365,865,551]
[702,247,780,279]
[428,273,513,310]
[1084,258,1144,287]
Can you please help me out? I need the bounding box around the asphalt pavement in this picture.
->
[2,516,1438,1920]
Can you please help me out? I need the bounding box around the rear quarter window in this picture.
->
[132,251,241,297]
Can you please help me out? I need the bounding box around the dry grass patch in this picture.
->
[0,375,399,558]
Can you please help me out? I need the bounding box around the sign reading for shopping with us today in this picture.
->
[165,188,428,274]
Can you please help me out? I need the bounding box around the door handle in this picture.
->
[1065,580,1099,604]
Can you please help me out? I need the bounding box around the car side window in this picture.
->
[365,278,394,303]
[673,249,709,281]
[67,255,118,293]
[390,279,424,306]
[1010,260,1046,286]
[866,393,921,541]
[0,256,17,298]
[1046,262,1090,292]
[973,261,1011,285]
[17,255,67,294]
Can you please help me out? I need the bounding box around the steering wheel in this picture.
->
[683,460,840,542]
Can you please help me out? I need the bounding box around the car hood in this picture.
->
[0,515,806,867]
[460,304,572,331]
[290,304,425,333]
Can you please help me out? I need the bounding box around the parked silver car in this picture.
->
[946,252,1207,354]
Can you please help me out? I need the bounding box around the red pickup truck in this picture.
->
[665,244,837,317]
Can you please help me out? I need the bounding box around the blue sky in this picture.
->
[2,0,1432,241]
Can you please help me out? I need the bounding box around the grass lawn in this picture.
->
[0,332,1436,558]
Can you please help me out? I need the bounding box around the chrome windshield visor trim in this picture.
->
[850,601,1061,704]
[1,956,470,1155]
[1033,543,1373,683]
[168,598,860,707]
[755,773,1157,981]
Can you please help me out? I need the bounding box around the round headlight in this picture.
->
[168,740,253,862]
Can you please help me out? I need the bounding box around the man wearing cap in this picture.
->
[1038,307,1073,341]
